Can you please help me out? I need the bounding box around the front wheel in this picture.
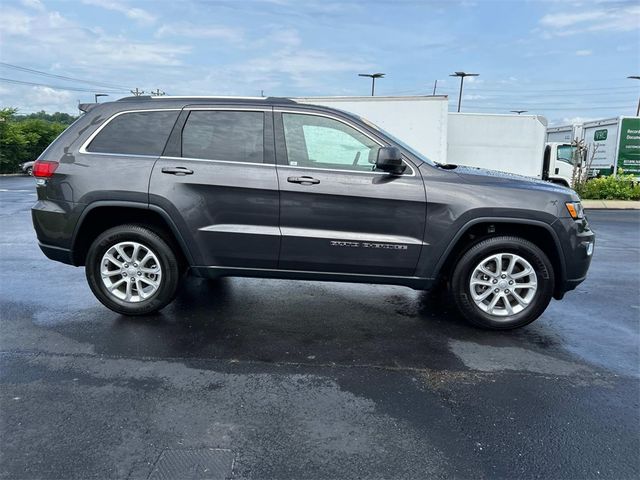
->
[85,224,180,315]
[450,236,555,330]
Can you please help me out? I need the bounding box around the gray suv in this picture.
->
[31,96,594,329]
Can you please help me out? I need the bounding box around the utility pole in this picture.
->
[449,71,479,112]
[130,88,145,96]
[510,110,528,115]
[94,93,108,103]
[432,80,438,96]
[358,73,385,96]
[628,76,640,116]
[149,89,165,96]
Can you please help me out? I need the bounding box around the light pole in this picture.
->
[628,76,640,116]
[358,73,385,96]
[511,110,528,115]
[449,71,479,112]
[94,93,108,103]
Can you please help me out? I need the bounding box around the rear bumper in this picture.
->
[38,242,74,265]
[31,199,79,265]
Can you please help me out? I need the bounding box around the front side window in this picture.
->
[557,145,578,165]
[87,110,179,156]
[282,113,380,171]
[181,111,264,163]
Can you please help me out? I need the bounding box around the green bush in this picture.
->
[577,174,640,201]
[0,108,75,174]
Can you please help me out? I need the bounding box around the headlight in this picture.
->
[565,201,584,220]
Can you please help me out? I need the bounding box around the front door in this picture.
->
[274,110,426,277]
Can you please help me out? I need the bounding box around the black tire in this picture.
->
[450,236,554,330]
[85,224,180,315]
[26,167,33,176]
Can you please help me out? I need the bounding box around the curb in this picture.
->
[583,200,640,210]
[0,174,27,177]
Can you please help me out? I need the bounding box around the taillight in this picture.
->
[33,160,58,178]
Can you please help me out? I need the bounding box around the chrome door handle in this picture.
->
[161,166,194,176]
[287,176,320,185]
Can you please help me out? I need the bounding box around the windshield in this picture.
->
[353,114,436,166]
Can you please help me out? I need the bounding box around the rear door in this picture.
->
[149,106,280,268]
[274,109,426,276]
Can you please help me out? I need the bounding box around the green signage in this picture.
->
[594,129,608,141]
[618,118,640,175]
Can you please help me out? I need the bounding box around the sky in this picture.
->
[0,0,639,125]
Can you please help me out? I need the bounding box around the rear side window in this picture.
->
[181,111,264,163]
[86,110,179,156]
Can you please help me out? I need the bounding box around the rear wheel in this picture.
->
[85,224,180,315]
[450,236,554,329]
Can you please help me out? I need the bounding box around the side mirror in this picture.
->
[375,147,406,174]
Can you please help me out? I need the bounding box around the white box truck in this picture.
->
[297,96,573,185]
[446,112,547,180]
[547,124,583,143]
[581,116,640,177]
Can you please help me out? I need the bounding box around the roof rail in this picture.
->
[115,95,297,103]
[116,95,153,101]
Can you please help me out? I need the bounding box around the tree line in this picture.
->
[0,108,77,173]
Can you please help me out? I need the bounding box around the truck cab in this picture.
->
[543,142,580,187]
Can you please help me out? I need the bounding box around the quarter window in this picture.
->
[282,113,380,171]
[181,111,264,163]
[87,110,178,156]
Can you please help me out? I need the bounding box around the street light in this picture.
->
[449,71,479,112]
[358,73,385,96]
[94,93,108,103]
[510,110,528,115]
[628,76,640,116]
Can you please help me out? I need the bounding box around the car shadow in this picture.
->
[52,276,556,370]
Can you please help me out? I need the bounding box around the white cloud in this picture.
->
[156,23,243,42]
[20,0,45,12]
[575,49,592,56]
[235,48,372,89]
[2,8,33,35]
[3,86,78,114]
[540,4,640,36]
[540,11,604,28]
[2,8,189,68]
[81,0,156,25]
[557,116,598,126]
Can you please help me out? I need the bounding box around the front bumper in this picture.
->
[554,216,595,296]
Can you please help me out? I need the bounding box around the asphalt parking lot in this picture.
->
[1,175,639,480]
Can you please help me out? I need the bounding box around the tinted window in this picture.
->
[182,111,264,163]
[87,110,178,155]
[282,113,379,171]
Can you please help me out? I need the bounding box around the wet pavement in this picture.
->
[1,175,639,479]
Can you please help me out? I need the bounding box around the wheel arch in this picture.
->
[71,201,194,267]
[433,218,566,299]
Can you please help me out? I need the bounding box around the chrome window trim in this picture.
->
[78,108,182,156]
[275,108,416,176]
[77,106,416,177]
[185,107,271,112]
